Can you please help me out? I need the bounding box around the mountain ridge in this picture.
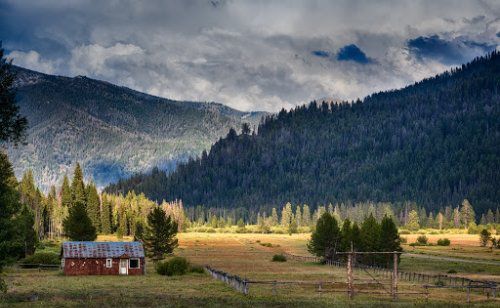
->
[8,65,267,190]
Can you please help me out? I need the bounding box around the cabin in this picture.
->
[61,241,145,275]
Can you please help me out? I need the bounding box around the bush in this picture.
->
[416,235,428,245]
[399,230,410,235]
[272,254,287,262]
[437,238,451,246]
[189,264,205,274]
[21,252,60,265]
[156,257,189,276]
[447,269,457,274]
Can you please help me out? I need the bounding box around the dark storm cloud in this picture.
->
[1,0,499,111]
[408,35,496,65]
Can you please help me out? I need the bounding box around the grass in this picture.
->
[1,232,498,307]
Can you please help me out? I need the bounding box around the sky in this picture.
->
[1,0,499,112]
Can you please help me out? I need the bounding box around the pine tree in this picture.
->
[486,209,494,224]
[71,163,86,205]
[60,175,72,208]
[406,210,420,231]
[100,194,112,234]
[270,208,278,226]
[63,200,97,241]
[302,204,311,227]
[295,205,302,227]
[143,206,178,261]
[281,202,292,228]
[360,214,381,266]
[0,42,27,144]
[340,218,352,253]
[380,215,402,267]
[307,212,342,261]
[0,152,25,292]
[437,212,444,230]
[351,222,361,251]
[85,182,101,232]
[15,205,37,257]
[460,199,475,227]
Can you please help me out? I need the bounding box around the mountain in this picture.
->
[105,52,500,215]
[7,66,266,190]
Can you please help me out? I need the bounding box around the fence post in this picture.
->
[347,251,353,300]
[392,252,398,300]
[467,286,470,303]
[273,281,277,296]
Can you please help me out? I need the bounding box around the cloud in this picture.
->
[1,0,499,111]
[407,35,496,65]
[336,44,373,64]
[7,50,57,74]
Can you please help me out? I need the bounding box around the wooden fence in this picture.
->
[282,251,496,288]
[205,266,249,294]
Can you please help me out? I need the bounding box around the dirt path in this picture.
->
[404,253,500,266]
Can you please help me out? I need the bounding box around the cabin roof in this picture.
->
[62,241,145,258]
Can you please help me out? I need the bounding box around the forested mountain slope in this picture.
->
[8,66,265,189]
[106,52,500,214]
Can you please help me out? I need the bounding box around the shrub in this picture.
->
[156,257,189,276]
[21,252,60,265]
[189,264,205,274]
[416,235,428,245]
[437,238,451,246]
[399,230,410,235]
[272,254,287,262]
[447,269,457,274]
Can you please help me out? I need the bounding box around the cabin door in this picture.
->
[119,259,128,275]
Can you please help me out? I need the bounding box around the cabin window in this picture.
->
[129,258,140,269]
[106,258,113,268]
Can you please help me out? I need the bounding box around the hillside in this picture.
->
[106,52,500,215]
[7,66,266,189]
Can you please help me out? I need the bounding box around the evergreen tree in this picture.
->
[71,163,86,205]
[60,175,72,208]
[406,210,420,231]
[100,194,112,234]
[437,212,444,230]
[15,205,37,257]
[486,209,494,224]
[0,152,23,292]
[85,182,101,232]
[0,41,27,144]
[143,206,178,261]
[295,205,302,227]
[63,200,97,241]
[380,216,402,267]
[351,222,361,251]
[307,212,342,261]
[460,199,476,227]
[134,220,145,241]
[302,204,311,227]
[270,208,278,226]
[340,218,352,254]
[360,214,381,266]
[281,202,293,228]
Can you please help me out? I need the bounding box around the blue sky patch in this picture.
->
[336,44,372,64]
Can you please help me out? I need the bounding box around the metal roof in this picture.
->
[62,242,145,258]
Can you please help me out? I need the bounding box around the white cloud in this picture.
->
[7,50,57,74]
[2,0,499,112]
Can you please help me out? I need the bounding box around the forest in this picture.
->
[106,52,500,216]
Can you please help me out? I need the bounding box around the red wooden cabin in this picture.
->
[61,241,145,275]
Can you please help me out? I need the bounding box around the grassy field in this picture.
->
[1,232,498,307]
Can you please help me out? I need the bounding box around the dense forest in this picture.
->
[106,52,500,215]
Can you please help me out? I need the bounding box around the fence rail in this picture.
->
[205,266,248,294]
[282,251,497,288]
